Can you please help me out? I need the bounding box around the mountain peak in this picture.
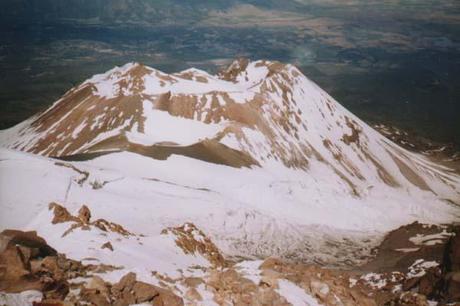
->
[1,60,459,204]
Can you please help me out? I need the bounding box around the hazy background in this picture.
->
[1,0,459,147]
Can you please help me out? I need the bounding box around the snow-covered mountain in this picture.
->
[1,59,459,202]
[1,59,460,305]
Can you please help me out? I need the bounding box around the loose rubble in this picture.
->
[1,220,459,305]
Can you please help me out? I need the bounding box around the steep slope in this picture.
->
[1,59,459,203]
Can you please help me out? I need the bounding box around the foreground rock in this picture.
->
[81,272,183,306]
[356,222,460,304]
[0,230,71,299]
[0,230,182,306]
[1,222,459,305]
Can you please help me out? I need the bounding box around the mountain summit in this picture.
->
[1,59,459,202]
[1,59,460,305]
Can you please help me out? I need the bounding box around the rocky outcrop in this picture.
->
[440,226,460,302]
[2,220,459,305]
[0,230,182,306]
[161,222,226,267]
[258,257,376,306]
[355,222,460,305]
[0,230,83,300]
[81,272,183,306]
[48,202,134,237]
[49,202,78,224]
[206,267,290,305]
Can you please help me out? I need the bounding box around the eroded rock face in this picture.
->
[206,267,290,306]
[48,202,134,237]
[161,222,226,267]
[48,203,78,225]
[356,222,460,304]
[218,57,250,82]
[258,257,376,306]
[77,205,91,224]
[82,272,183,306]
[0,230,183,306]
[0,230,72,300]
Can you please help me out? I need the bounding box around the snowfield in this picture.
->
[0,147,458,265]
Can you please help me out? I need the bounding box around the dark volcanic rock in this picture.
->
[441,226,460,302]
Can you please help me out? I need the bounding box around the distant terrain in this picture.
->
[0,0,459,148]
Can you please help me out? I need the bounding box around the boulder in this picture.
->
[133,281,159,303]
[0,230,61,294]
[101,241,114,251]
[111,272,137,299]
[152,287,184,306]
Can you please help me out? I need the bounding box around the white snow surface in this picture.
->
[409,230,454,246]
[126,100,223,146]
[0,148,458,265]
[84,62,256,99]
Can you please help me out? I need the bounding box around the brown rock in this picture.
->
[78,205,91,224]
[445,272,460,302]
[255,288,289,306]
[259,257,284,271]
[33,301,64,306]
[87,275,110,296]
[0,244,36,291]
[112,272,137,298]
[93,219,133,236]
[152,288,184,306]
[133,281,159,303]
[418,269,441,296]
[113,293,136,306]
[48,202,77,224]
[1,230,57,257]
[101,241,114,251]
[183,277,204,288]
[218,58,249,82]
[80,287,111,306]
[447,228,460,271]
[403,276,420,291]
[185,287,202,301]
[398,291,429,306]
[161,223,225,267]
[40,256,65,281]
[260,269,281,288]
[440,226,460,302]
[0,230,61,293]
